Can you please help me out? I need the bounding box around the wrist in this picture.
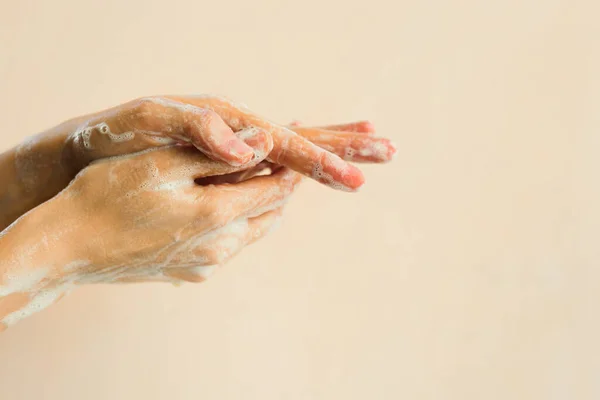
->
[0,127,78,230]
[0,194,85,329]
[0,194,81,295]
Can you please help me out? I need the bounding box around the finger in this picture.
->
[289,127,396,163]
[287,120,374,135]
[118,126,272,181]
[315,121,376,134]
[235,125,273,161]
[269,129,365,191]
[70,120,173,167]
[165,95,365,192]
[200,168,301,229]
[163,208,283,283]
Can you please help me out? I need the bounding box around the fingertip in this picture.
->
[356,120,376,133]
[317,154,365,192]
[344,164,365,191]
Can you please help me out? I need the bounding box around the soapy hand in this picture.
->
[0,128,301,330]
[1,95,396,231]
[203,120,394,185]
[64,95,396,191]
[0,97,397,331]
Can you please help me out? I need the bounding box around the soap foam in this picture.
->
[1,285,68,326]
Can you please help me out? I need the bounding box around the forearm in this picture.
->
[0,127,78,231]
[0,195,75,331]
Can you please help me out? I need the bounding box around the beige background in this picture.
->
[0,0,598,399]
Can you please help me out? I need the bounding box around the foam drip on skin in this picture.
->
[1,285,67,327]
[0,260,88,326]
[74,122,135,150]
[0,267,49,297]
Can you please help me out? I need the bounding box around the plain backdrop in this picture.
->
[0,0,598,399]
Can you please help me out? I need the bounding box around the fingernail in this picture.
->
[228,140,254,163]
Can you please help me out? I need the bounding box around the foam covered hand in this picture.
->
[0,128,300,331]
[64,95,394,190]
[1,95,395,230]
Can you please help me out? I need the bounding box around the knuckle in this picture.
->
[194,109,218,131]
[132,97,159,121]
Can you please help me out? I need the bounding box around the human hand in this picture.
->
[1,95,395,231]
[64,95,395,191]
[203,120,395,185]
[0,127,300,330]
